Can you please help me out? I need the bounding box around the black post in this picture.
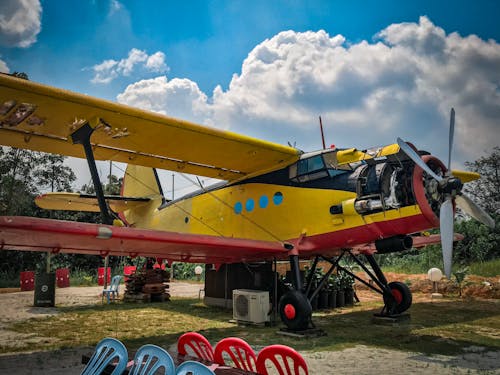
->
[304,256,319,297]
[289,255,302,291]
[70,122,113,225]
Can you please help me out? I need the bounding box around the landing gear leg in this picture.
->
[340,251,412,316]
[364,254,412,315]
[278,255,312,331]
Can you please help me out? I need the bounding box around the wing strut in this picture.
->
[70,122,114,225]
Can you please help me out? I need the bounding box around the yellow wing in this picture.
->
[451,170,480,183]
[0,74,300,180]
[35,193,151,212]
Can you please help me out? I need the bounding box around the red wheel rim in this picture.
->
[284,303,296,319]
[391,288,403,305]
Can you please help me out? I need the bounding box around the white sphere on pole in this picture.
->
[194,265,203,275]
[427,267,443,282]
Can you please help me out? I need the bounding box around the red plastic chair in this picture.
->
[214,337,257,373]
[256,344,308,375]
[177,332,214,361]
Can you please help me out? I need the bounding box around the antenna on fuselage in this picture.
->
[319,116,326,149]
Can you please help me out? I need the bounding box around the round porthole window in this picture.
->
[234,202,243,214]
[273,192,284,205]
[246,198,255,212]
[259,195,269,208]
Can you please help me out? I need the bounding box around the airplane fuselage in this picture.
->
[122,145,444,259]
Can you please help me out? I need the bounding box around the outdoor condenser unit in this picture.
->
[232,289,270,324]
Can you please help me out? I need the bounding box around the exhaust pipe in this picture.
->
[375,235,413,254]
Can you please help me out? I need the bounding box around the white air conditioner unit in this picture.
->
[233,289,270,324]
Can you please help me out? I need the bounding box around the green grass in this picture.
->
[382,257,500,277]
[3,296,499,356]
[469,258,500,277]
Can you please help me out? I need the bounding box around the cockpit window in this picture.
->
[289,151,350,183]
[297,155,325,175]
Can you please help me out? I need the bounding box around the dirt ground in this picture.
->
[0,280,498,374]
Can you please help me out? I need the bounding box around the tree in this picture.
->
[453,216,499,263]
[104,174,123,195]
[0,147,40,216]
[0,148,93,276]
[452,147,500,263]
[32,154,76,192]
[79,173,122,196]
[463,147,499,215]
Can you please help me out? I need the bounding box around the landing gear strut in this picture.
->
[361,253,412,316]
[278,250,413,331]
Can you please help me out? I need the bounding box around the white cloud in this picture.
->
[145,51,167,72]
[0,0,41,48]
[210,18,500,164]
[117,76,209,124]
[91,48,168,84]
[116,17,500,166]
[0,58,9,73]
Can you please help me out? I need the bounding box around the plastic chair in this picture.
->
[81,337,128,375]
[256,344,308,375]
[102,275,122,303]
[176,360,215,375]
[177,332,214,361]
[213,337,257,372]
[129,344,175,375]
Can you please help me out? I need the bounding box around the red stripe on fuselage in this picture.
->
[287,212,435,258]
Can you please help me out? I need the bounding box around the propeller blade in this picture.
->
[440,198,454,279]
[456,194,495,228]
[448,108,455,171]
[397,137,443,182]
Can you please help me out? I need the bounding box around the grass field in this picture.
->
[4,295,499,356]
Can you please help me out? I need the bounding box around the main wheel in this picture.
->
[383,281,412,314]
[278,290,312,331]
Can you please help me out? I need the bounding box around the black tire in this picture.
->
[278,290,312,331]
[383,281,412,314]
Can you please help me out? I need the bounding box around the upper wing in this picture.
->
[0,74,300,181]
[0,216,288,263]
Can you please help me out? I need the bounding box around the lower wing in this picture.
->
[0,216,287,264]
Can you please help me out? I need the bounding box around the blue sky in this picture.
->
[1,0,499,192]
[3,1,500,95]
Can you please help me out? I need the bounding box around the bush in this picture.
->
[172,263,204,280]
[0,270,19,288]
[70,269,97,286]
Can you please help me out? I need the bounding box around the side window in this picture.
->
[298,155,325,175]
[289,155,328,182]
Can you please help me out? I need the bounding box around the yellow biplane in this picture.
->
[0,74,494,330]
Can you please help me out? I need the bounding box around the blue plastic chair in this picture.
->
[176,360,215,375]
[102,275,122,303]
[81,337,128,375]
[129,344,176,375]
